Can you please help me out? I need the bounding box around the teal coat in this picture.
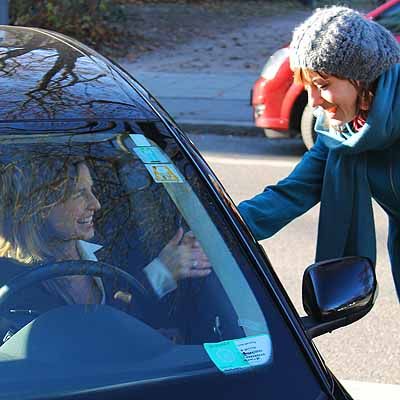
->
[238,64,400,300]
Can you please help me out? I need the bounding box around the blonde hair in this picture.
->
[0,156,82,263]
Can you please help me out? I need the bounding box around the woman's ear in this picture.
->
[359,98,369,111]
[359,89,373,111]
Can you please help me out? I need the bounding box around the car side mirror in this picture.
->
[301,256,377,339]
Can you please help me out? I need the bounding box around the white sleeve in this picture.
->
[144,258,177,298]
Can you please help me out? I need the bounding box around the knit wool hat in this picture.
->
[290,6,400,82]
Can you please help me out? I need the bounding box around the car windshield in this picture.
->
[0,121,324,399]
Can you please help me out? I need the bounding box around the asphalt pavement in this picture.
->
[195,134,400,398]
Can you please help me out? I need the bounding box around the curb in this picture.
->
[341,380,400,400]
[177,121,264,137]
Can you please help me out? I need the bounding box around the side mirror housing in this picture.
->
[301,256,377,338]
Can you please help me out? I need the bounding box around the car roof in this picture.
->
[0,25,158,131]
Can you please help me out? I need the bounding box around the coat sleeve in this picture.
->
[237,137,328,240]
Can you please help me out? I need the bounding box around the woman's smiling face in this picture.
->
[305,72,359,128]
[47,162,101,242]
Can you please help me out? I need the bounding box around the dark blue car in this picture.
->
[0,26,377,400]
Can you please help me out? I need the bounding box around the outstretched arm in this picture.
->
[238,137,329,241]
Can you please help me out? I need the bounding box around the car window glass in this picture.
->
[0,123,324,399]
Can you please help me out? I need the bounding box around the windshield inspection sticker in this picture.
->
[133,147,170,164]
[145,164,183,183]
[204,334,272,373]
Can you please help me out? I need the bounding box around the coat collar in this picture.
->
[76,241,102,261]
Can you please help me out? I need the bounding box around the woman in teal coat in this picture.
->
[238,6,400,299]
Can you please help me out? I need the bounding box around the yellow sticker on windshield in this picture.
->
[145,164,183,183]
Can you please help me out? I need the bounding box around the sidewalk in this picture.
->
[122,68,261,135]
[342,380,400,400]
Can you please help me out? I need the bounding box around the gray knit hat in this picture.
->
[290,6,400,82]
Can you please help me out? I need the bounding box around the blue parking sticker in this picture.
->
[133,147,169,164]
[129,134,151,147]
[204,334,272,373]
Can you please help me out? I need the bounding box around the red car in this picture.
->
[252,0,400,149]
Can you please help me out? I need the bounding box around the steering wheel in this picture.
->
[0,262,175,363]
[0,260,149,306]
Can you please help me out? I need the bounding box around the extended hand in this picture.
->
[158,228,212,281]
